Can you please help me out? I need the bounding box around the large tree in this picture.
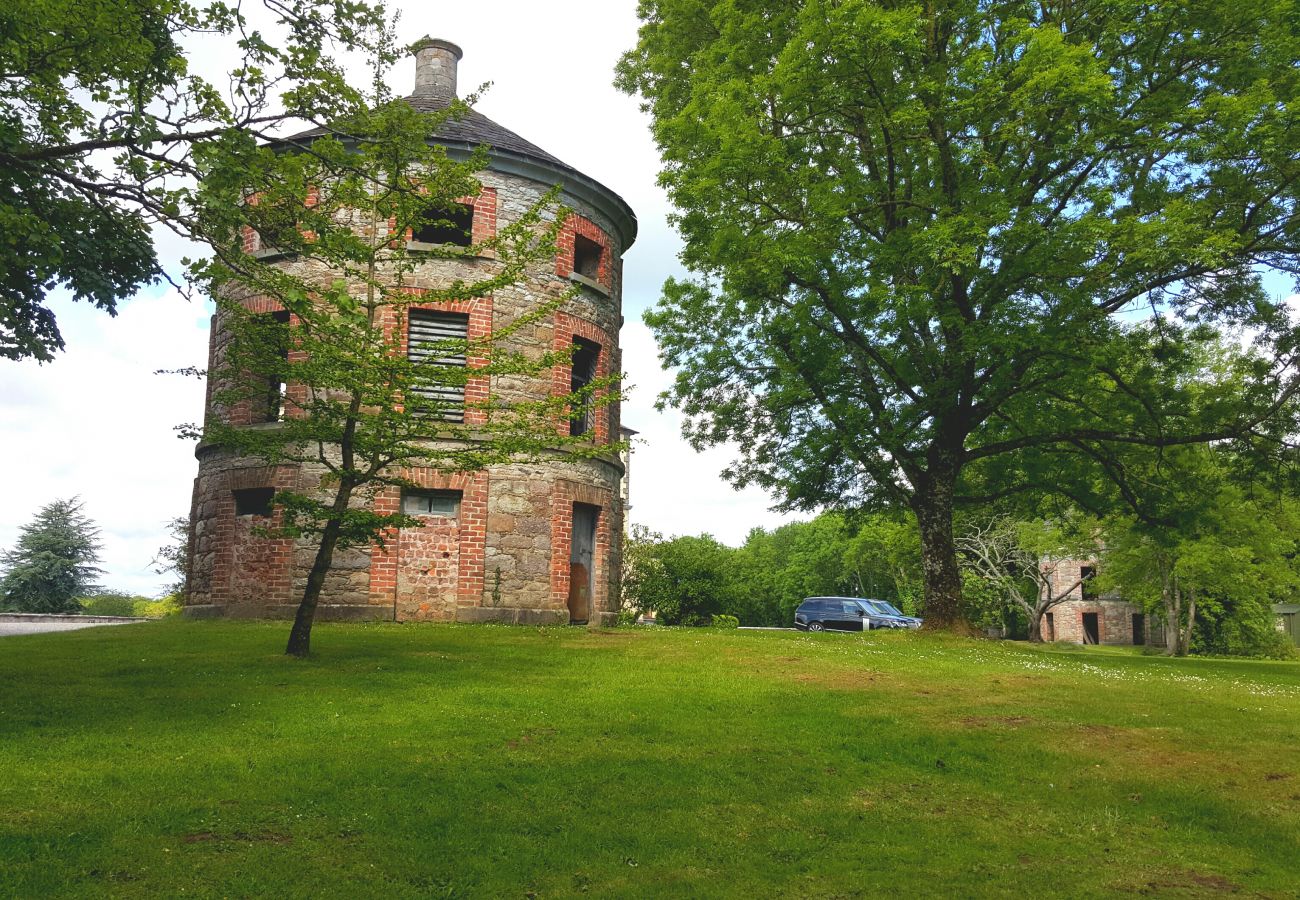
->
[1,0,390,361]
[618,0,1300,629]
[1,498,103,613]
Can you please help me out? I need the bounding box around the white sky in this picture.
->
[0,0,796,597]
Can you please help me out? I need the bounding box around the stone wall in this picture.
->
[1037,557,1149,645]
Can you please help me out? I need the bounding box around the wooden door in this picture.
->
[568,503,598,624]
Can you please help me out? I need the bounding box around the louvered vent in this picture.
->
[408,309,469,422]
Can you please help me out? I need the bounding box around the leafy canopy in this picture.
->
[0,0,391,360]
[618,0,1300,624]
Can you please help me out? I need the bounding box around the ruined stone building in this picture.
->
[186,38,636,626]
[1037,558,1165,646]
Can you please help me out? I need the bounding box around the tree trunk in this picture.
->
[1163,570,1179,657]
[911,473,973,633]
[1179,591,1197,658]
[285,484,354,658]
[1027,604,1046,643]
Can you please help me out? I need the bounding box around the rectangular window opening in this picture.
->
[402,489,461,518]
[233,487,275,517]
[1045,612,1055,641]
[573,234,603,280]
[413,204,473,247]
[408,309,469,423]
[256,310,291,423]
[570,336,601,437]
[1080,565,1097,601]
[254,210,304,253]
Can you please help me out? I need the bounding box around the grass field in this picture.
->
[1,621,1298,898]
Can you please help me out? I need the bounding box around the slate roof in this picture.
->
[282,94,576,174]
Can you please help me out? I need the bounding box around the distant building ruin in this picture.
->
[1038,558,1165,647]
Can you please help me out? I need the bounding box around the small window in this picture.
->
[570,336,601,437]
[573,234,603,280]
[402,489,460,518]
[254,211,304,253]
[233,487,275,517]
[413,204,473,247]
[1045,612,1055,641]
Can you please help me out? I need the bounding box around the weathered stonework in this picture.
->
[1037,557,1165,646]
[186,39,635,627]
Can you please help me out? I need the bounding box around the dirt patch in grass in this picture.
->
[959,715,1034,728]
[1122,869,1242,895]
[792,670,885,689]
[1067,724,1213,773]
[182,830,292,845]
[505,727,558,750]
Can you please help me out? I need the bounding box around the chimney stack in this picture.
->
[411,36,462,100]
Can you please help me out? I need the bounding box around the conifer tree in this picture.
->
[1,498,103,613]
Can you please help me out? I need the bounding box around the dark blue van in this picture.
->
[794,596,909,632]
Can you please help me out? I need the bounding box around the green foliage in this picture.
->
[840,512,923,615]
[150,516,190,600]
[76,592,137,616]
[623,533,733,626]
[618,0,1300,627]
[1099,445,1300,657]
[1,498,103,613]
[729,516,852,625]
[0,0,394,361]
[614,607,639,627]
[624,511,926,627]
[79,592,182,618]
[709,614,739,629]
[1195,607,1299,660]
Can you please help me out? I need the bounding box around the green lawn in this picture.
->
[1,622,1298,898]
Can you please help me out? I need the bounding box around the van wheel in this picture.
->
[808,622,825,632]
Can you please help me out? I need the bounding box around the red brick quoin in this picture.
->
[552,311,614,443]
[368,469,488,620]
[549,480,614,618]
[555,214,612,289]
[397,287,493,427]
[211,465,297,609]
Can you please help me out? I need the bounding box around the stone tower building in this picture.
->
[185,38,637,626]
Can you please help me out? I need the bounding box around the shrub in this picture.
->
[710,614,739,629]
[78,592,137,616]
[1193,607,1299,660]
[79,593,183,618]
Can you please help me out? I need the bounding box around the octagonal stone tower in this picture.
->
[185,38,636,625]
